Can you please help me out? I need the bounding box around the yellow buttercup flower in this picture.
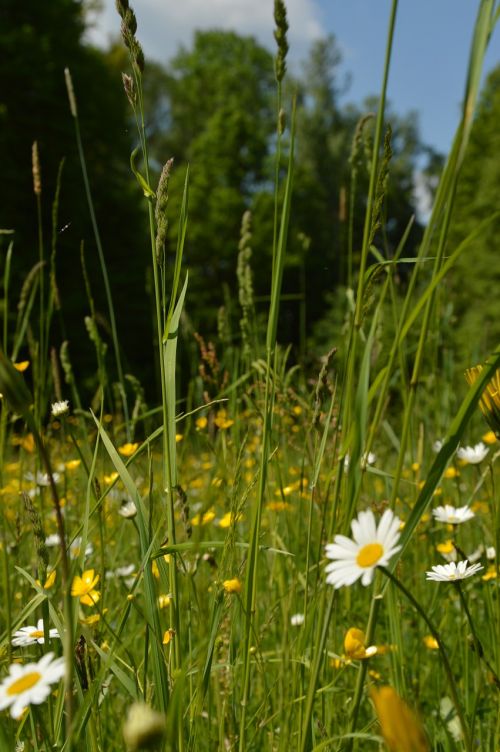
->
[423,635,439,650]
[191,509,216,526]
[482,430,497,445]
[71,569,100,606]
[223,578,242,594]
[13,360,30,372]
[65,459,81,471]
[162,629,175,645]
[371,685,429,751]
[118,442,139,457]
[214,410,234,430]
[344,628,377,660]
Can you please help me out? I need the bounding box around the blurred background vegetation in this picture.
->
[1,0,498,401]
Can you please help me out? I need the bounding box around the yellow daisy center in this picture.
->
[30,630,44,638]
[356,542,384,568]
[7,671,41,696]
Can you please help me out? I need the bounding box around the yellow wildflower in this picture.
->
[423,635,439,650]
[80,613,101,626]
[175,433,183,443]
[44,570,57,589]
[162,629,175,645]
[71,569,100,606]
[158,594,171,609]
[371,685,429,751]
[483,430,497,445]
[218,511,242,528]
[195,416,207,430]
[443,467,460,479]
[20,434,35,453]
[214,410,234,430]
[482,566,497,581]
[13,360,29,372]
[436,540,455,555]
[118,442,139,457]
[344,628,377,660]
[191,509,216,526]
[223,578,242,594]
[65,459,81,471]
[266,501,292,512]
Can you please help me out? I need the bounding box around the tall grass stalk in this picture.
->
[64,68,131,440]
[239,100,296,751]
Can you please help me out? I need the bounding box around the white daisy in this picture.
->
[290,613,305,627]
[0,652,65,719]
[118,498,137,519]
[456,442,488,464]
[426,560,483,582]
[12,619,60,647]
[432,505,474,525]
[325,508,402,588]
[51,400,69,417]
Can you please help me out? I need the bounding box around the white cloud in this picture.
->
[85,0,324,65]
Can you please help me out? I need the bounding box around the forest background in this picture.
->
[1,0,499,402]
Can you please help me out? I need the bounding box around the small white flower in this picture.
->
[486,546,496,560]
[25,471,61,487]
[118,498,137,519]
[106,564,136,580]
[12,619,60,647]
[69,536,93,559]
[51,400,69,417]
[440,697,463,742]
[290,613,305,627]
[456,442,488,464]
[432,505,474,525]
[426,559,483,582]
[433,439,444,453]
[361,452,376,468]
[0,652,65,719]
[325,508,401,589]
[45,533,61,547]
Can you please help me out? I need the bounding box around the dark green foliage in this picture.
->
[0,0,148,388]
[448,64,500,365]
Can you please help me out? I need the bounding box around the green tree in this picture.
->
[144,30,276,330]
[0,0,147,389]
[447,64,500,366]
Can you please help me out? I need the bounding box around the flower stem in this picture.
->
[379,566,472,751]
[455,582,500,690]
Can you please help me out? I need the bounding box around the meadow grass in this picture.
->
[1,1,500,750]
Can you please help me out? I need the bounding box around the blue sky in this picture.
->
[87,0,500,155]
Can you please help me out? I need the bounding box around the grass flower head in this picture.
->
[325,508,401,588]
[0,652,65,719]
